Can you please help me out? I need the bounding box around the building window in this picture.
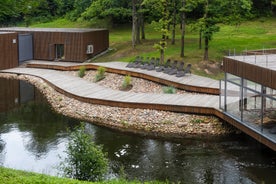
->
[86,44,93,54]
[221,73,276,136]
[55,44,64,60]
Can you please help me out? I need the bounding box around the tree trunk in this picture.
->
[132,0,137,48]
[203,0,209,61]
[171,0,176,45]
[136,14,141,44]
[160,0,168,65]
[171,25,176,45]
[180,0,186,58]
[199,29,202,49]
[166,24,170,40]
[160,34,166,65]
[141,14,145,40]
[204,37,209,61]
[160,48,165,65]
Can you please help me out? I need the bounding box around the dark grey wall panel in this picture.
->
[18,34,33,63]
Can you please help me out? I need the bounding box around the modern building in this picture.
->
[220,49,276,150]
[0,27,109,69]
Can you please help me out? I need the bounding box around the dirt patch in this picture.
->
[197,60,222,75]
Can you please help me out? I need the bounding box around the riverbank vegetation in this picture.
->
[60,124,108,182]
[0,167,91,184]
[0,167,165,184]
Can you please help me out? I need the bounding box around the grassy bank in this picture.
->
[30,17,276,80]
[0,167,91,184]
[0,167,164,184]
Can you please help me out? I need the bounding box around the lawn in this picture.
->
[0,167,164,184]
[30,17,276,80]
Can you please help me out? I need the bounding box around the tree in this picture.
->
[81,0,132,26]
[251,0,273,16]
[199,0,252,61]
[135,0,145,44]
[150,0,170,64]
[66,0,92,21]
[60,123,108,182]
[55,0,75,17]
[273,0,276,15]
[18,0,40,27]
[143,0,170,64]
[139,5,146,40]
[15,0,62,26]
[170,0,177,45]
[200,0,220,61]
[132,0,138,48]
[131,0,154,47]
[220,0,253,27]
[0,0,18,25]
[179,0,202,57]
[180,0,186,57]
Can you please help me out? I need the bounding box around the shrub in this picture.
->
[190,118,204,124]
[95,66,106,82]
[162,86,176,94]
[122,75,132,89]
[60,123,108,182]
[78,66,86,78]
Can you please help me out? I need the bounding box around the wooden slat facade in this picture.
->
[31,29,109,62]
[82,30,109,60]
[0,32,18,70]
[0,28,109,62]
[222,57,276,89]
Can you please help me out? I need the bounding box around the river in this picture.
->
[0,78,276,183]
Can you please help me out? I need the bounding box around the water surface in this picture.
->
[0,78,276,183]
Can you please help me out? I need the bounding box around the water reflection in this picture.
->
[0,78,276,183]
[0,78,19,113]
[5,102,80,158]
[90,123,276,183]
[0,78,80,174]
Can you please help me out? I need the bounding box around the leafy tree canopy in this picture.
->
[81,0,132,24]
[0,0,19,24]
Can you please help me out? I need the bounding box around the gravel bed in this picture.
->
[63,70,186,94]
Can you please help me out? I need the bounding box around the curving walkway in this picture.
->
[26,60,220,95]
[1,67,219,115]
[1,61,276,151]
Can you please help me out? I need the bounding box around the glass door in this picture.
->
[55,44,64,60]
